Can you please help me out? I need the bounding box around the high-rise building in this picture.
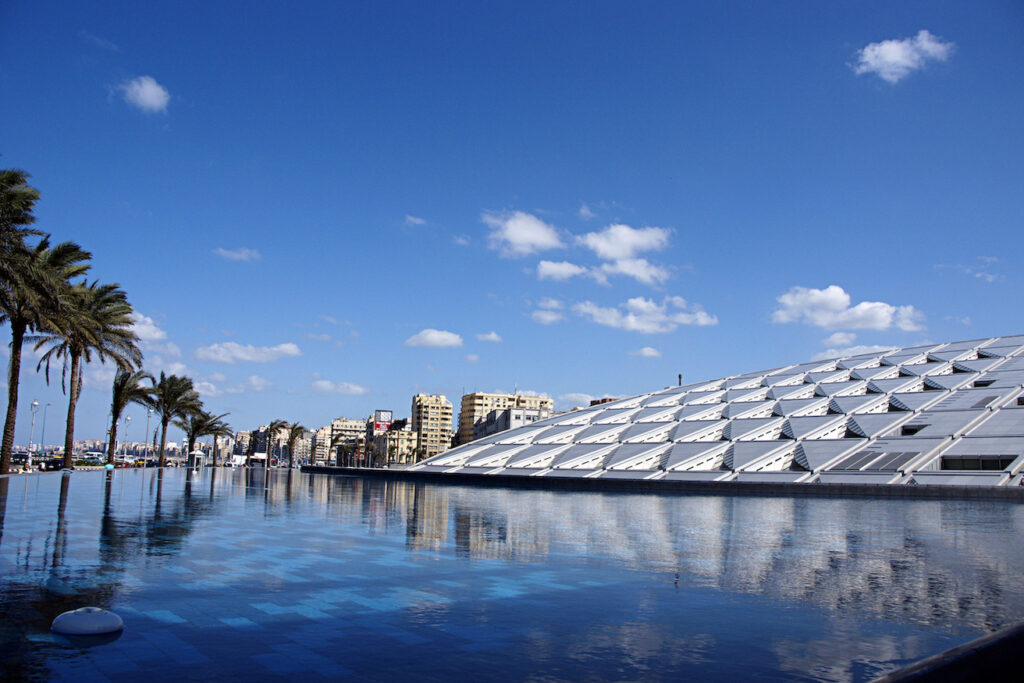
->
[311,425,332,465]
[411,394,453,460]
[458,392,554,444]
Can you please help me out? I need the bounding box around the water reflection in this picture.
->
[0,469,1022,682]
[307,477,1024,632]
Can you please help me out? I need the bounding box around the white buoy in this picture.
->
[51,607,124,635]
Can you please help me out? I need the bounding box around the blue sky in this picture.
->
[2,1,1022,445]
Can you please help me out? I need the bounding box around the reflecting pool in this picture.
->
[1,469,1023,681]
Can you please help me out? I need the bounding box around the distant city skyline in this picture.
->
[2,2,1022,443]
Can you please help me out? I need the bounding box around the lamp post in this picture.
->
[28,399,39,469]
[122,415,132,463]
[145,408,153,460]
[39,402,51,461]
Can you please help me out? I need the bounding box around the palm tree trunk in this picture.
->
[107,417,119,466]
[158,418,169,468]
[212,437,218,467]
[0,320,26,474]
[62,352,82,469]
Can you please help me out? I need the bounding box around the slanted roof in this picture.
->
[417,334,1024,489]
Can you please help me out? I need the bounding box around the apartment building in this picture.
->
[458,392,554,444]
[371,426,419,465]
[411,394,453,460]
[472,406,552,441]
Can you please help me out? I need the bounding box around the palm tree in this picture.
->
[145,372,201,468]
[0,238,90,474]
[263,418,288,467]
[329,432,348,467]
[174,411,210,461]
[206,414,232,467]
[174,409,231,465]
[0,169,42,263]
[34,281,141,469]
[285,422,306,469]
[106,369,153,465]
[245,429,259,467]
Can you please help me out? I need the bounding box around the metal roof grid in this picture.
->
[417,334,1024,488]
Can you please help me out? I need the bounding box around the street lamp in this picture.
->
[39,402,51,460]
[145,408,153,459]
[28,399,39,469]
[122,415,132,462]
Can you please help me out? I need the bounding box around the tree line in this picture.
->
[0,169,233,473]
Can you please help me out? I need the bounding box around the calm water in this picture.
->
[1,469,1023,681]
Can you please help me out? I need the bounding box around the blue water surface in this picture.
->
[1,468,1022,681]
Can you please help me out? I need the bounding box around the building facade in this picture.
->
[458,392,555,444]
[473,406,553,441]
[371,426,419,465]
[412,393,453,460]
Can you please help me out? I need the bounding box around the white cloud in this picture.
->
[822,332,856,347]
[404,214,426,226]
[949,258,1001,283]
[578,203,596,220]
[630,346,662,358]
[573,296,717,334]
[119,75,170,113]
[558,393,597,410]
[82,360,117,390]
[853,30,954,84]
[195,341,302,364]
[79,30,118,51]
[531,310,565,325]
[484,211,564,257]
[306,333,332,342]
[244,375,272,392]
[772,285,925,331]
[213,247,260,262]
[813,344,897,362]
[465,353,480,363]
[147,341,182,359]
[578,224,670,260]
[476,331,502,342]
[537,297,563,310]
[598,258,670,286]
[537,260,588,281]
[453,235,470,246]
[311,379,369,395]
[209,375,273,396]
[130,312,167,342]
[164,362,190,376]
[404,329,463,348]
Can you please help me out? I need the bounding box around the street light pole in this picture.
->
[122,415,132,463]
[39,402,51,461]
[28,399,39,469]
[145,408,153,460]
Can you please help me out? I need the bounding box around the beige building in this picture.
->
[411,393,453,460]
[331,417,366,466]
[311,425,333,465]
[458,392,555,444]
[372,427,419,465]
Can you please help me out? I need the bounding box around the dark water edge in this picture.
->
[1,468,1022,681]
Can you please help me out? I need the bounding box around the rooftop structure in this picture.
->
[415,335,1024,488]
